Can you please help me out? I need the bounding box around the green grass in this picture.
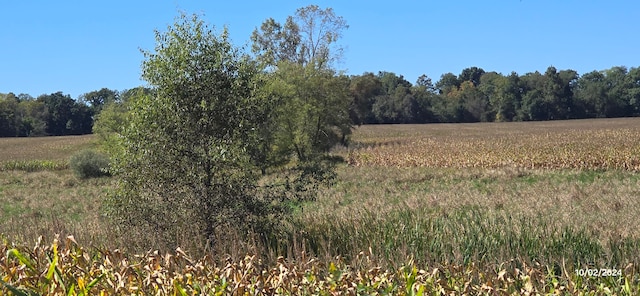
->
[288,165,640,270]
[0,170,112,244]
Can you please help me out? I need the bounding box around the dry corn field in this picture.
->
[1,236,638,295]
[346,118,640,170]
[0,135,95,163]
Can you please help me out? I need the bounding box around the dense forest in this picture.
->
[2,66,640,137]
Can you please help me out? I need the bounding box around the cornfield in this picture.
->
[347,120,640,170]
[1,236,638,295]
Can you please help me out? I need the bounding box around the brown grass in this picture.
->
[346,118,640,170]
[0,169,113,247]
[0,135,96,163]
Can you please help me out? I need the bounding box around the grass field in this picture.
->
[2,118,640,294]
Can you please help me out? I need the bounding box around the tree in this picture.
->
[369,72,419,123]
[541,66,577,120]
[627,67,640,115]
[574,70,607,117]
[105,14,337,251]
[93,87,152,154]
[79,88,119,115]
[18,99,47,136]
[447,81,489,122]
[251,5,352,159]
[263,61,352,160]
[411,75,438,123]
[458,66,486,87]
[480,72,520,122]
[251,5,348,69]
[349,73,384,124]
[37,92,93,136]
[602,66,632,117]
[436,72,460,96]
[0,93,19,137]
[106,14,282,249]
[517,71,545,120]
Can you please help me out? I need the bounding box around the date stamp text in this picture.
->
[575,268,622,277]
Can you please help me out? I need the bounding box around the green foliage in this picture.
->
[105,14,337,251]
[79,88,119,115]
[0,93,46,137]
[91,88,152,155]
[38,92,93,136]
[348,72,384,124]
[262,61,352,162]
[251,5,348,68]
[69,149,110,179]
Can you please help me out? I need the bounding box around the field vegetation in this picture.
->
[2,118,640,294]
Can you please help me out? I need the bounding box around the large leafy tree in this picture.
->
[411,74,439,123]
[458,66,486,87]
[263,62,352,161]
[627,67,640,115]
[106,14,292,250]
[436,72,460,96]
[480,72,520,122]
[92,87,153,154]
[251,5,348,68]
[79,88,120,115]
[603,66,633,117]
[370,72,420,123]
[251,5,353,158]
[348,73,384,124]
[574,70,607,117]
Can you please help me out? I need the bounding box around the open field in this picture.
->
[2,118,640,294]
[0,135,96,163]
[346,118,640,170]
[0,135,97,172]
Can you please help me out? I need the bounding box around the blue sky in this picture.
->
[1,1,638,99]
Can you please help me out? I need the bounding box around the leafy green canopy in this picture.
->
[106,15,287,249]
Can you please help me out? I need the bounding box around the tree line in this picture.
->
[3,64,640,138]
[0,88,129,137]
[350,65,640,124]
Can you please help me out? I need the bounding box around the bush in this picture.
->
[69,149,111,179]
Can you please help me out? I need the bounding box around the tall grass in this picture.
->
[0,160,67,172]
[288,207,640,271]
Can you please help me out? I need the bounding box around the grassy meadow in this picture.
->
[2,119,640,294]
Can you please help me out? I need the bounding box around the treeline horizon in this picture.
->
[1,64,639,137]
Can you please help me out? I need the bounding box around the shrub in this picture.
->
[69,149,110,179]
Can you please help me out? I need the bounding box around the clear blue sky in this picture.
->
[1,1,638,99]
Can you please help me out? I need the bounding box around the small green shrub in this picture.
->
[69,149,110,179]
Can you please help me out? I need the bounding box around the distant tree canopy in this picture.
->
[346,65,640,124]
[4,65,640,138]
[0,91,93,136]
